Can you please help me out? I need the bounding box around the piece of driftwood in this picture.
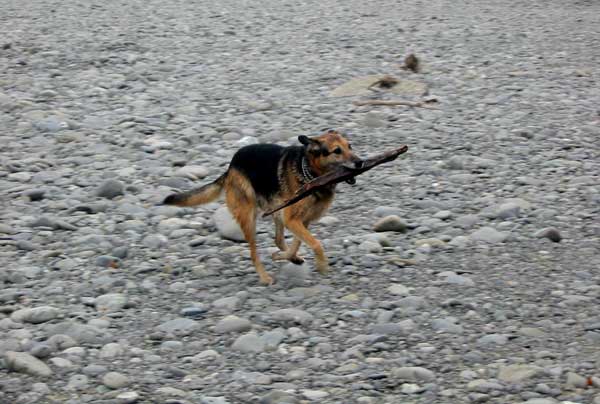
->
[263,145,408,217]
[353,99,438,109]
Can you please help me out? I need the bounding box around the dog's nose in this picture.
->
[354,160,364,169]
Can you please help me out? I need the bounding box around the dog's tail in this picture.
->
[163,171,227,207]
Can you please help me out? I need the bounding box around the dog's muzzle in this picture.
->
[343,159,363,184]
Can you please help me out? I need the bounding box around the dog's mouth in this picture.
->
[345,177,356,185]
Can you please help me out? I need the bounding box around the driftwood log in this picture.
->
[263,145,408,217]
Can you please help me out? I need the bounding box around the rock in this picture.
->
[270,308,314,325]
[47,322,112,344]
[401,383,424,394]
[10,306,59,324]
[261,328,286,351]
[373,215,407,232]
[534,227,562,242]
[439,271,475,286]
[431,317,463,334]
[390,367,435,382]
[102,371,130,389]
[96,179,125,199]
[95,293,128,312]
[471,227,508,243]
[498,364,541,383]
[4,351,52,377]
[213,206,244,241]
[477,334,510,346]
[116,391,140,403]
[467,379,504,393]
[387,284,410,296]
[175,165,209,180]
[157,318,200,335]
[99,342,124,358]
[260,390,299,404]
[301,390,329,400]
[565,371,588,388]
[495,201,522,219]
[214,316,252,333]
[371,319,415,335]
[232,332,266,353]
[66,374,89,391]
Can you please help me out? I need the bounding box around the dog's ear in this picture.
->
[298,135,310,146]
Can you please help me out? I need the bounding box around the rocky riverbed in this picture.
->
[1,0,599,403]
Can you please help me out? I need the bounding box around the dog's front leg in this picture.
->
[272,237,304,265]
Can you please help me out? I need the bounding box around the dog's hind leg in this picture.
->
[284,219,328,274]
[226,171,273,286]
[273,214,288,252]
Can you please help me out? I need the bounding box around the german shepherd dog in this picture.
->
[163,129,363,285]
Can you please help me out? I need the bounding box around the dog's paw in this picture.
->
[259,273,275,286]
[290,255,305,265]
[315,260,330,274]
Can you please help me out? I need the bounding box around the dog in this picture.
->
[163,129,363,285]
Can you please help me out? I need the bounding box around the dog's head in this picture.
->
[298,129,363,182]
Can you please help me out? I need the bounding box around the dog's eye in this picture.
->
[321,150,330,157]
[348,144,352,150]
[333,147,342,155]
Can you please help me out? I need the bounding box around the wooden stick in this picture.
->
[263,145,408,217]
[353,100,438,109]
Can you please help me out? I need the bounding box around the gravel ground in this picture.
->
[1,0,600,403]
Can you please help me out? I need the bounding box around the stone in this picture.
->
[214,316,252,333]
[232,332,266,353]
[213,206,244,242]
[96,179,125,199]
[66,374,89,391]
[373,215,407,232]
[471,227,508,243]
[175,165,209,180]
[534,227,562,242]
[565,371,588,388]
[270,308,314,325]
[498,364,541,383]
[390,367,435,382]
[102,371,130,389]
[10,306,59,324]
[260,390,299,404]
[4,351,52,377]
[116,391,140,403]
[47,322,112,344]
[387,284,410,296]
[99,342,124,358]
[157,318,200,335]
[95,293,128,312]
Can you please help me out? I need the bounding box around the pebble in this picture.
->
[102,372,131,389]
[534,227,562,242]
[390,367,435,382]
[373,215,408,232]
[498,364,541,383]
[214,315,252,333]
[4,351,52,377]
[157,318,200,335]
[232,332,266,353]
[471,227,509,244]
[213,207,245,241]
[10,306,59,324]
[95,293,128,312]
[95,179,125,199]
